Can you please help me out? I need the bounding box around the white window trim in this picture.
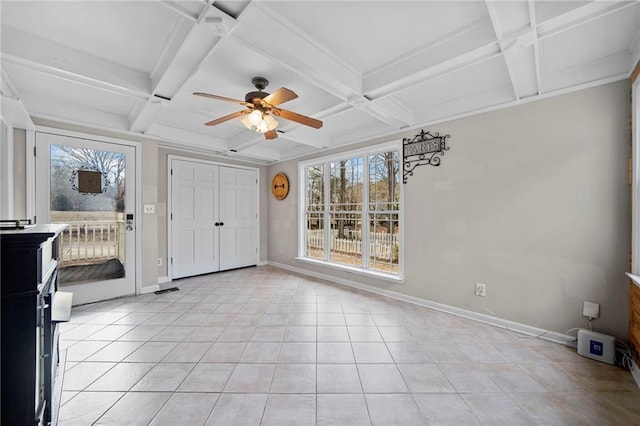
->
[298,141,404,281]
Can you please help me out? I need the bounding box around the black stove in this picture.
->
[0,219,35,230]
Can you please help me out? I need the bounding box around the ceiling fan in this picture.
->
[194,77,323,140]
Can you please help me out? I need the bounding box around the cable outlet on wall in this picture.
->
[583,301,599,319]
[157,258,162,266]
[475,283,486,297]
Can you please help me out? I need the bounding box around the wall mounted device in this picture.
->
[577,329,615,365]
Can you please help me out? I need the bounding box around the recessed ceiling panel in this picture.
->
[264,1,491,74]
[392,56,513,114]
[155,105,246,140]
[177,38,342,120]
[535,1,590,24]
[322,108,395,143]
[1,1,178,73]
[539,6,637,91]
[3,63,137,116]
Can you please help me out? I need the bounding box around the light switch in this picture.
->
[144,204,155,214]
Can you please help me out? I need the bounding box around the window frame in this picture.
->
[297,141,404,281]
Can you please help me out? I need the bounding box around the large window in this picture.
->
[300,143,402,277]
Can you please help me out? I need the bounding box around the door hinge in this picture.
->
[170,213,173,220]
[171,168,173,175]
[33,146,37,157]
[171,257,173,264]
[256,178,258,184]
[256,248,258,253]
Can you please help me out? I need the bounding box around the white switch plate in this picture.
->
[583,301,599,319]
[475,283,486,297]
[144,204,155,214]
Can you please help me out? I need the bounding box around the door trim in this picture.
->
[33,125,142,297]
[167,154,260,281]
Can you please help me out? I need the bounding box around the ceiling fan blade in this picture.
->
[274,108,323,129]
[264,129,278,140]
[263,87,298,107]
[204,110,246,126]
[194,92,252,107]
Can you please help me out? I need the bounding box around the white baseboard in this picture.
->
[158,276,171,284]
[139,284,160,294]
[268,261,576,346]
[258,260,268,266]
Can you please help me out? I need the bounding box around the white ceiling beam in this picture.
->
[129,3,236,133]
[1,26,151,100]
[160,0,200,21]
[1,95,35,130]
[485,0,520,100]
[129,97,170,133]
[484,0,543,101]
[529,0,542,95]
[1,63,34,130]
[347,95,412,129]
[235,144,281,162]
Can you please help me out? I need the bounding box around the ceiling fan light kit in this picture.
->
[241,110,278,133]
[194,76,322,140]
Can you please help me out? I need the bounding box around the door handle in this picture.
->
[219,222,224,226]
[214,222,219,226]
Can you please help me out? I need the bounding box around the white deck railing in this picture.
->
[307,229,397,261]
[58,220,124,265]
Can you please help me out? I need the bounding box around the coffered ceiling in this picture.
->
[1,1,639,164]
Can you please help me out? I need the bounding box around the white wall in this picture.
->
[268,81,631,339]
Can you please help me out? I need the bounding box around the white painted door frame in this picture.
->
[34,126,142,299]
[167,155,260,280]
[632,75,639,273]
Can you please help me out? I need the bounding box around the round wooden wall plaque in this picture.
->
[271,173,289,200]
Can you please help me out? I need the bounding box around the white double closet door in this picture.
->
[170,159,258,279]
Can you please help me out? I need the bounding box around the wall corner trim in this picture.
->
[268,261,577,347]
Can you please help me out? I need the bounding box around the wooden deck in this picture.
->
[58,258,125,285]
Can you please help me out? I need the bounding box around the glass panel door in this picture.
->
[36,132,136,305]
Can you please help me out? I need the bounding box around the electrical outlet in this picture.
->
[144,204,155,214]
[475,283,486,297]
[583,301,599,319]
[157,258,162,266]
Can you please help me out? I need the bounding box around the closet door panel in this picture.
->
[219,167,258,271]
[172,160,219,278]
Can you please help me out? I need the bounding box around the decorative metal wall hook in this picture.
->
[402,129,451,183]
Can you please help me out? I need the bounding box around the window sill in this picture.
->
[294,257,404,283]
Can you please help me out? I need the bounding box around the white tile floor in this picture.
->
[55,266,640,425]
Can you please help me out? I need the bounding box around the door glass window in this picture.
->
[49,144,126,286]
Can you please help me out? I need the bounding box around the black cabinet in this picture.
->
[1,224,67,426]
